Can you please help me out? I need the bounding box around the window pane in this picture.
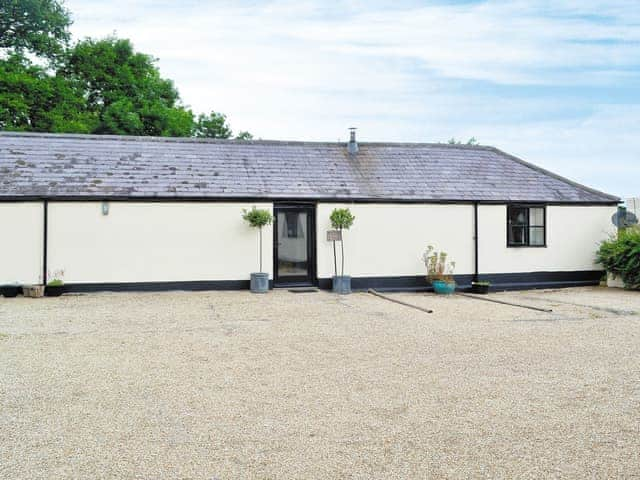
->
[509,207,528,226]
[277,211,308,277]
[509,226,528,245]
[530,207,544,227]
[285,211,301,238]
[530,226,544,245]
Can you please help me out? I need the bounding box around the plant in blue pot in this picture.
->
[422,245,456,294]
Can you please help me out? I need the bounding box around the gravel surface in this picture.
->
[1,286,639,479]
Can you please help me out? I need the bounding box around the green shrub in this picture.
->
[242,207,273,228]
[596,227,640,289]
[330,208,355,230]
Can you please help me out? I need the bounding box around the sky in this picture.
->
[65,0,639,198]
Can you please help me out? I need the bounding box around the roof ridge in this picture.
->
[487,146,620,203]
[0,131,496,150]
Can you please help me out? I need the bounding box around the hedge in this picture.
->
[596,227,640,289]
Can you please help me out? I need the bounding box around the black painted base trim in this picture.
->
[60,271,603,294]
[478,270,603,291]
[317,275,473,292]
[318,270,604,292]
[65,279,272,293]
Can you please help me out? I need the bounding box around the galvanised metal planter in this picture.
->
[332,275,351,294]
[432,280,456,295]
[250,272,269,293]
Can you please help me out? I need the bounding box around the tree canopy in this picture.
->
[0,54,94,132]
[0,0,72,60]
[0,2,252,138]
[62,37,194,136]
[447,137,479,145]
[193,111,233,139]
[193,112,255,139]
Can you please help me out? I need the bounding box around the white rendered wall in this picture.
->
[47,202,273,283]
[478,205,616,273]
[0,202,43,284]
[316,203,475,279]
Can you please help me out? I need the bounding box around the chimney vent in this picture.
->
[347,127,358,155]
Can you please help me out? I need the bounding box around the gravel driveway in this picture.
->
[1,287,639,479]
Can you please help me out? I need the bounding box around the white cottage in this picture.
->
[0,131,619,292]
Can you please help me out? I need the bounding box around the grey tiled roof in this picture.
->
[0,132,618,203]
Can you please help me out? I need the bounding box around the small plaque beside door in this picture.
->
[327,230,342,242]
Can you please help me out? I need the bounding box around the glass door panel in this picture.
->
[274,205,315,286]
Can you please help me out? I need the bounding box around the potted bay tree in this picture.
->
[242,207,273,293]
[330,207,355,294]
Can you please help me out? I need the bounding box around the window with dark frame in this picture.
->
[507,206,545,247]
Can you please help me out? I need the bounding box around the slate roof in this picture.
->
[0,132,618,203]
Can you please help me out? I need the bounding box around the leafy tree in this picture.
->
[0,0,72,61]
[447,137,479,145]
[235,130,253,140]
[193,111,233,138]
[0,1,254,139]
[62,37,193,136]
[0,54,95,132]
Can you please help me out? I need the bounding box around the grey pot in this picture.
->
[250,272,269,293]
[332,275,352,294]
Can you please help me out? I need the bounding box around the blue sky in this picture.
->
[66,0,639,197]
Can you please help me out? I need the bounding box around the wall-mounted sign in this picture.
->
[327,230,342,242]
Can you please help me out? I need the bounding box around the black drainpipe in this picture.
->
[43,199,48,285]
[473,202,479,283]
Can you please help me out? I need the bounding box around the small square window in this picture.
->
[507,206,545,247]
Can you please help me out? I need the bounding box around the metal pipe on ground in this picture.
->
[367,289,433,314]
[456,292,553,313]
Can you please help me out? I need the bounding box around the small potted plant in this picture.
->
[471,280,491,294]
[45,270,65,297]
[330,208,355,294]
[422,245,456,294]
[0,282,21,298]
[242,207,273,293]
[23,285,45,298]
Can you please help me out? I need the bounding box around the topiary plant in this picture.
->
[330,208,355,277]
[242,207,273,272]
[596,226,640,289]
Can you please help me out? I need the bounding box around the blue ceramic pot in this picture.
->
[432,279,456,295]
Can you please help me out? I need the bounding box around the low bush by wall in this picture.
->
[596,227,640,289]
